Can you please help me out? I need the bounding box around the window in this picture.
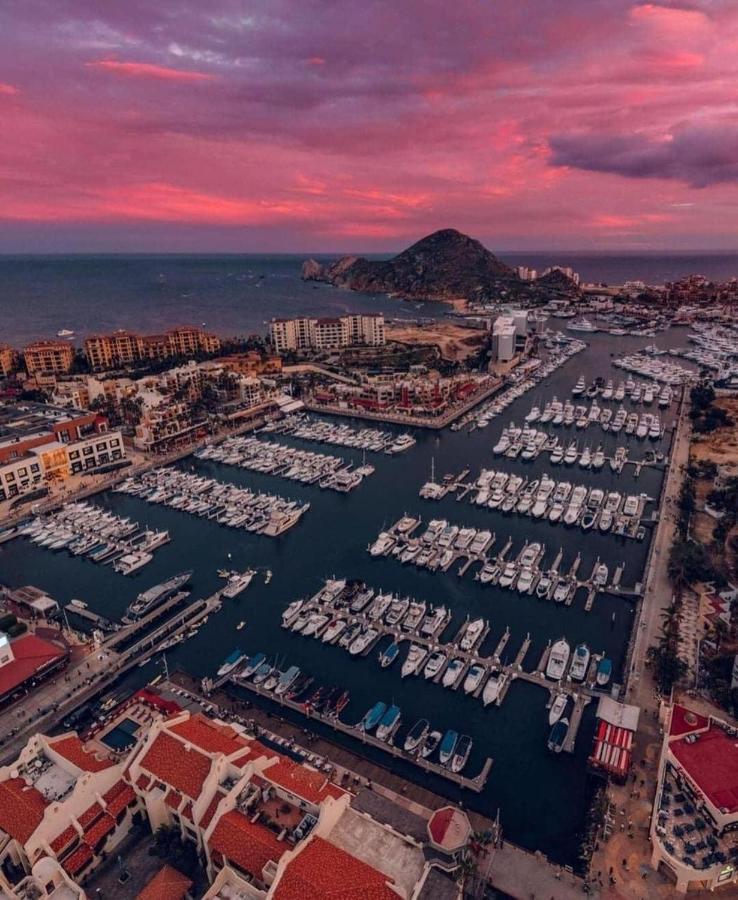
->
[31,464,39,472]
[96,442,107,451]
[83,447,93,456]
[69,450,79,459]
[19,467,27,476]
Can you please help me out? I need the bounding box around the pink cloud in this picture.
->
[0,82,19,95]
[86,59,214,83]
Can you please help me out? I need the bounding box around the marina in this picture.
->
[262,415,417,454]
[113,465,309,536]
[195,434,374,492]
[12,501,169,575]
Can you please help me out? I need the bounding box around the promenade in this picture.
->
[589,385,694,897]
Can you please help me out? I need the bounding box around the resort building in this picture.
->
[650,703,738,892]
[23,340,75,376]
[269,314,385,353]
[0,345,19,378]
[0,403,124,502]
[0,630,68,706]
[84,326,221,371]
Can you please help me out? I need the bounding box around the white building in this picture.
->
[491,316,517,362]
[270,314,385,352]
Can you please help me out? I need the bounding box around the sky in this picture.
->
[1,0,737,253]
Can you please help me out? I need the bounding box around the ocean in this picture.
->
[1,251,737,347]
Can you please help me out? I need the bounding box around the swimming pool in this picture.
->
[100,717,140,751]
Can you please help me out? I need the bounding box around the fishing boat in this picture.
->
[570,643,591,681]
[450,735,472,773]
[421,730,442,759]
[439,729,459,766]
[596,657,613,686]
[376,704,401,741]
[378,641,401,668]
[547,717,569,753]
[548,693,567,726]
[546,638,571,680]
[217,649,244,677]
[404,718,430,752]
[360,701,387,732]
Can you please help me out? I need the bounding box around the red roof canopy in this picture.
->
[672,725,738,813]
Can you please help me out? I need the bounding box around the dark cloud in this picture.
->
[549,124,738,187]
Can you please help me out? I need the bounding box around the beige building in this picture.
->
[85,326,221,371]
[270,314,385,352]
[0,344,19,377]
[23,340,75,376]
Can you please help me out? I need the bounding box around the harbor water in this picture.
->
[0,328,690,865]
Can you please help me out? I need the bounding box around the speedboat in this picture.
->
[423,651,447,680]
[450,735,472,773]
[421,730,442,759]
[240,652,266,679]
[442,658,464,688]
[378,641,401,668]
[404,718,430,753]
[482,669,506,706]
[552,578,571,604]
[548,693,567,726]
[546,638,571,680]
[547,716,569,753]
[376,705,401,741]
[570,643,591,681]
[360,701,387,732]
[596,657,613,686]
[438,729,459,766]
[401,644,427,677]
[217,649,243,678]
[593,563,608,587]
[463,664,486,694]
[536,574,552,599]
[460,618,485,651]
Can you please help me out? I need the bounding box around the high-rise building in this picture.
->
[23,340,75,376]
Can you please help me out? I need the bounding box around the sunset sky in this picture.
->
[1,1,737,252]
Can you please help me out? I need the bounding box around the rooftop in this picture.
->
[169,714,249,757]
[671,724,738,814]
[427,807,472,854]
[272,836,398,900]
[670,704,710,739]
[48,735,114,773]
[263,755,346,806]
[139,730,212,799]
[0,633,67,699]
[0,777,48,843]
[135,865,193,900]
[208,809,287,881]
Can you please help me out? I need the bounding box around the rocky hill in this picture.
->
[301,229,518,302]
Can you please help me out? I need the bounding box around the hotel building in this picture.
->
[0,345,19,378]
[23,341,75,376]
[270,314,385,353]
[84,326,221,371]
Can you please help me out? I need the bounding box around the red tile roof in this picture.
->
[669,704,710,738]
[50,824,78,854]
[198,791,224,830]
[181,801,193,823]
[208,810,287,881]
[49,735,113,772]
[134,689,181,716]
[135,865,192,900]
[264,757,346,805]
[137,774,152,791]
[78,802,103,828]
[671,725,738,813]
[164,789,182,810]
[106,784,136,818]
[139,731,212,799]
[62,843,93,876]
[272,837,397,900]
[0,634,67,699]
[0,778,48,843]
[169,714,248,757]
[84,813,116,847]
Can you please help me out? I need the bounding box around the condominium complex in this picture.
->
[84,326,221,370]
[0,403,124,503]
[0,692,463,899]
[0,345,19,377]
[270,313,385,353]
[23,340,75,376]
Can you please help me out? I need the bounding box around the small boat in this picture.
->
[401,644,427,678]
[423,651,446,680]
[482,669,506,706]
[421,730,442,759]
[442,658,464,688]
[236,620,246,631]
[376,704,401,741]
[596,657,613,686]
[264,569,272,584]
[360,701,387,732]
[548,693,567,726]
[378,641,400,668]
[546,638,570,680]
[570,643,591,681]
[274,665,301,696]
[547,717,569,753]
[240,652,265,678]
[439,729,459,766]
[450,734,472,773]
[463,664,486,694]
[403,718,430,753]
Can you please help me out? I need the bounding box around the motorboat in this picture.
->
[546,638,571,679]
[404,718,430,753]
[360,701,387,732]
[547,716,569,753]
[460,618,485,651]
[421,730,442,759]
[463,664,486,694]
[217,649,243,678]
[548,693,567,726]
[450,735,472,773]
[596,657,613,686]
[438,729,459,766]
[401,644,428,677]
[442,658,464,688]
[376,705,401,741]
[423,651,447,680]
[379,641,401,668]
[570,643,591,681]
[482,669,507,706]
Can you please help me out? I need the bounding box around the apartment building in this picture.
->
[0,345,19,377]
[270,313,385,352]
[23,340,75,376]
[84,326,221,371]
[0,403,124,502]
